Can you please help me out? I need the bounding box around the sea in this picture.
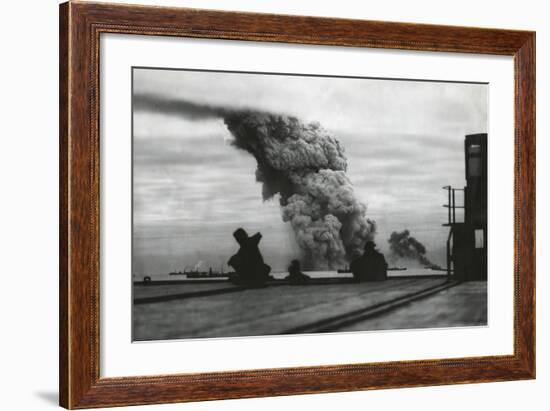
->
[133,268,446,282]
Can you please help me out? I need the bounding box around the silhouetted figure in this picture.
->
[350,241,388,282]
[285,260,310,285]
[228,228,271,288]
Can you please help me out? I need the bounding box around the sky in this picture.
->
[132,68,487,275]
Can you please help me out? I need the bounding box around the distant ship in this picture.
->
[169,267,232,278]
[337,266,407,273]
[424,264,445,271]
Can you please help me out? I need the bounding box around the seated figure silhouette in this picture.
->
[228,228,271,288]
[285,260,310,285]
[350,241,388,282]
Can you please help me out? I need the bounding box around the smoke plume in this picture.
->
[193,260,204,272]
[134,94,376,269]
[224,111,376,269]
[388,230,433,266]
[134,93,231,120]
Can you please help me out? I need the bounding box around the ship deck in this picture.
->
[132,276,487,341]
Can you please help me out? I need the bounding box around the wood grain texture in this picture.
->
[59,1,536,408]
[514,34,536,375]
[59,2,69,407]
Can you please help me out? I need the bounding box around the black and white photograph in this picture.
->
[132,67,488,341]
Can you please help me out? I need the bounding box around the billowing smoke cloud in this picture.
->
[388,230,432,266]
[224,112,375,269]
[134,94,376,269]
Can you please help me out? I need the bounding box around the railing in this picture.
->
[442,185,465,226]
[442,186,465,280]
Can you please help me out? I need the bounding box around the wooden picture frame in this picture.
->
[59,1,535,408]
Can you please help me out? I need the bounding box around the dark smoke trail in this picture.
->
[387,230,433,266]
[133,93,231,120]
[224,111,376,269]
[135,94,376,269]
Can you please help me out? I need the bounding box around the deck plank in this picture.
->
[132,278,486,341]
